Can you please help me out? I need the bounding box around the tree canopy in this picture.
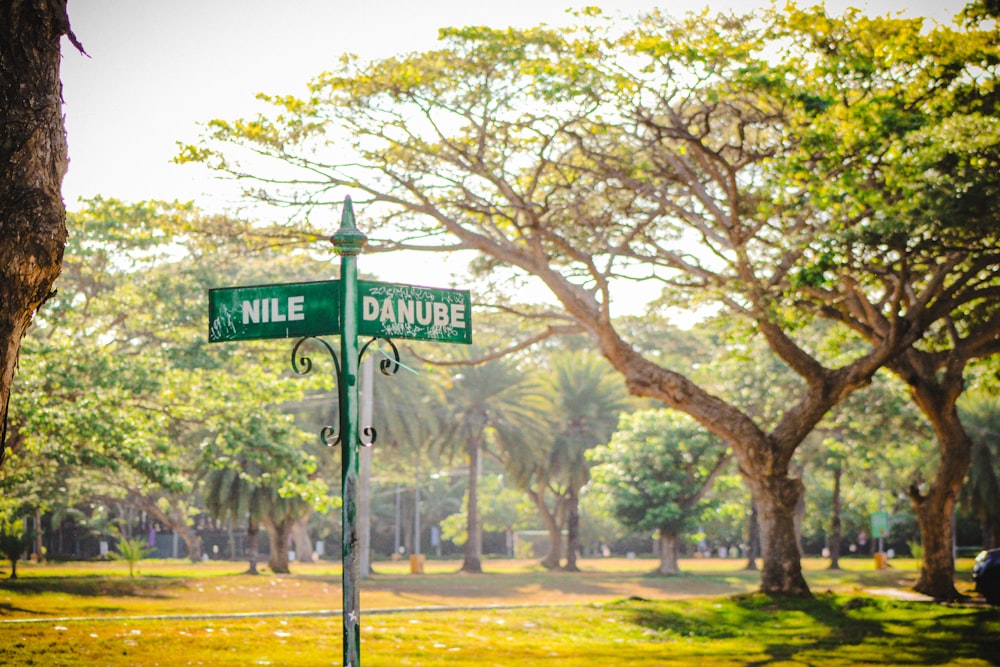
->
[178,4,1000,596]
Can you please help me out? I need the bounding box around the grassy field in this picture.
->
[0,556,996,666]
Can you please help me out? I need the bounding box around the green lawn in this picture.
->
[0,557,995,666]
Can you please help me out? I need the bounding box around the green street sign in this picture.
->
[870,510,890,539]
[209,279,472,344]
[208,280,339,342]
[359,280,472,344]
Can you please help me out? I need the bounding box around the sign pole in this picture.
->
[332,196,367,667]
[207,194,473,667]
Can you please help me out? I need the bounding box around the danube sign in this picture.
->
[358,280,471,344]
[208,279,471,344]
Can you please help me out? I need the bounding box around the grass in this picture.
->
[0,556,996,666]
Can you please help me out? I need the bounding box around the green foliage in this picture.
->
[5,196,341,564]
[507,350,626,496]
[0,518,33,580]
[439,474,534,544]
[590,410,730,538]
[111,535,154,577]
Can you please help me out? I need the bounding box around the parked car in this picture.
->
[973,548,1000,605]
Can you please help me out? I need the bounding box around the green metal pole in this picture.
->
[331,196,367,667]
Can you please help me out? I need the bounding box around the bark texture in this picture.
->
[0,0,77,465]
[656,530,681,575]
[902,363,972,601]
[262,515,293,574]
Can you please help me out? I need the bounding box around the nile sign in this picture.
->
[358,280,471,345]
[208,279,471,344]
[208,280,339,342]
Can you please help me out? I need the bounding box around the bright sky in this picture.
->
[59,0,962,299]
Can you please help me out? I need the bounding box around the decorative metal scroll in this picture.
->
[290,335,400,449]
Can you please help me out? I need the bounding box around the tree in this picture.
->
[798,371,935,568]
[0,0,84,466]
[439,473,534,556]
[111,534,154,577]
[0,518,32,579]
[204,462,266,574]
[959,393,1000,550]
[505,351,626,570]
[201,405,326,575]
[765,7,1000,598]
[436,355,547,573]
[179,7,985,596]
[590,410,731,574]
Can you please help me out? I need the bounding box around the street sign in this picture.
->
[359,280,472,344]
[208,280,339,342]
[209,279,473,344]
[870,510,890,539]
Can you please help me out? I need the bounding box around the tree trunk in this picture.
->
[745,501,760,570]
[563,491,581,572]
[656,529,682,575]
[528,487,562,569]
[33,508,43,562]
[911,481,963,600]
[291,517,313,562]
[0,0,77,466]
[246,517,260,575]
[263,516,293,574]
[897,358,973,601]
[907,402,971,600]
[460,434,483,573]
[751,474,810,597]
[828,466,842,570]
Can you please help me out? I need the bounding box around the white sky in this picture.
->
[59,0,962,303]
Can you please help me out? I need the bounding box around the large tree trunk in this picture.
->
[828,466,843,570]
[655,529,682,575]
[907,387,971,600]
[460,434,483,573]
[891,352,973,601]
[0,0,77,466]
[262,515,293,574]
[751,474,810,597]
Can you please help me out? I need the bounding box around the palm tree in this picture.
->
[960,393,1000,549]
[204,462,266,574]
[506,351,626,570]
[438,356,548,573]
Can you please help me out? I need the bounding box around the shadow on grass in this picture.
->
[0,602,40,615]
[619,593,1000,665]
[0,577,180,599]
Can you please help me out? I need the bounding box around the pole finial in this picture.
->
[332,195,368,256]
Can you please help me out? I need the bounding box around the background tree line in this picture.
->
[1,3,998,602]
